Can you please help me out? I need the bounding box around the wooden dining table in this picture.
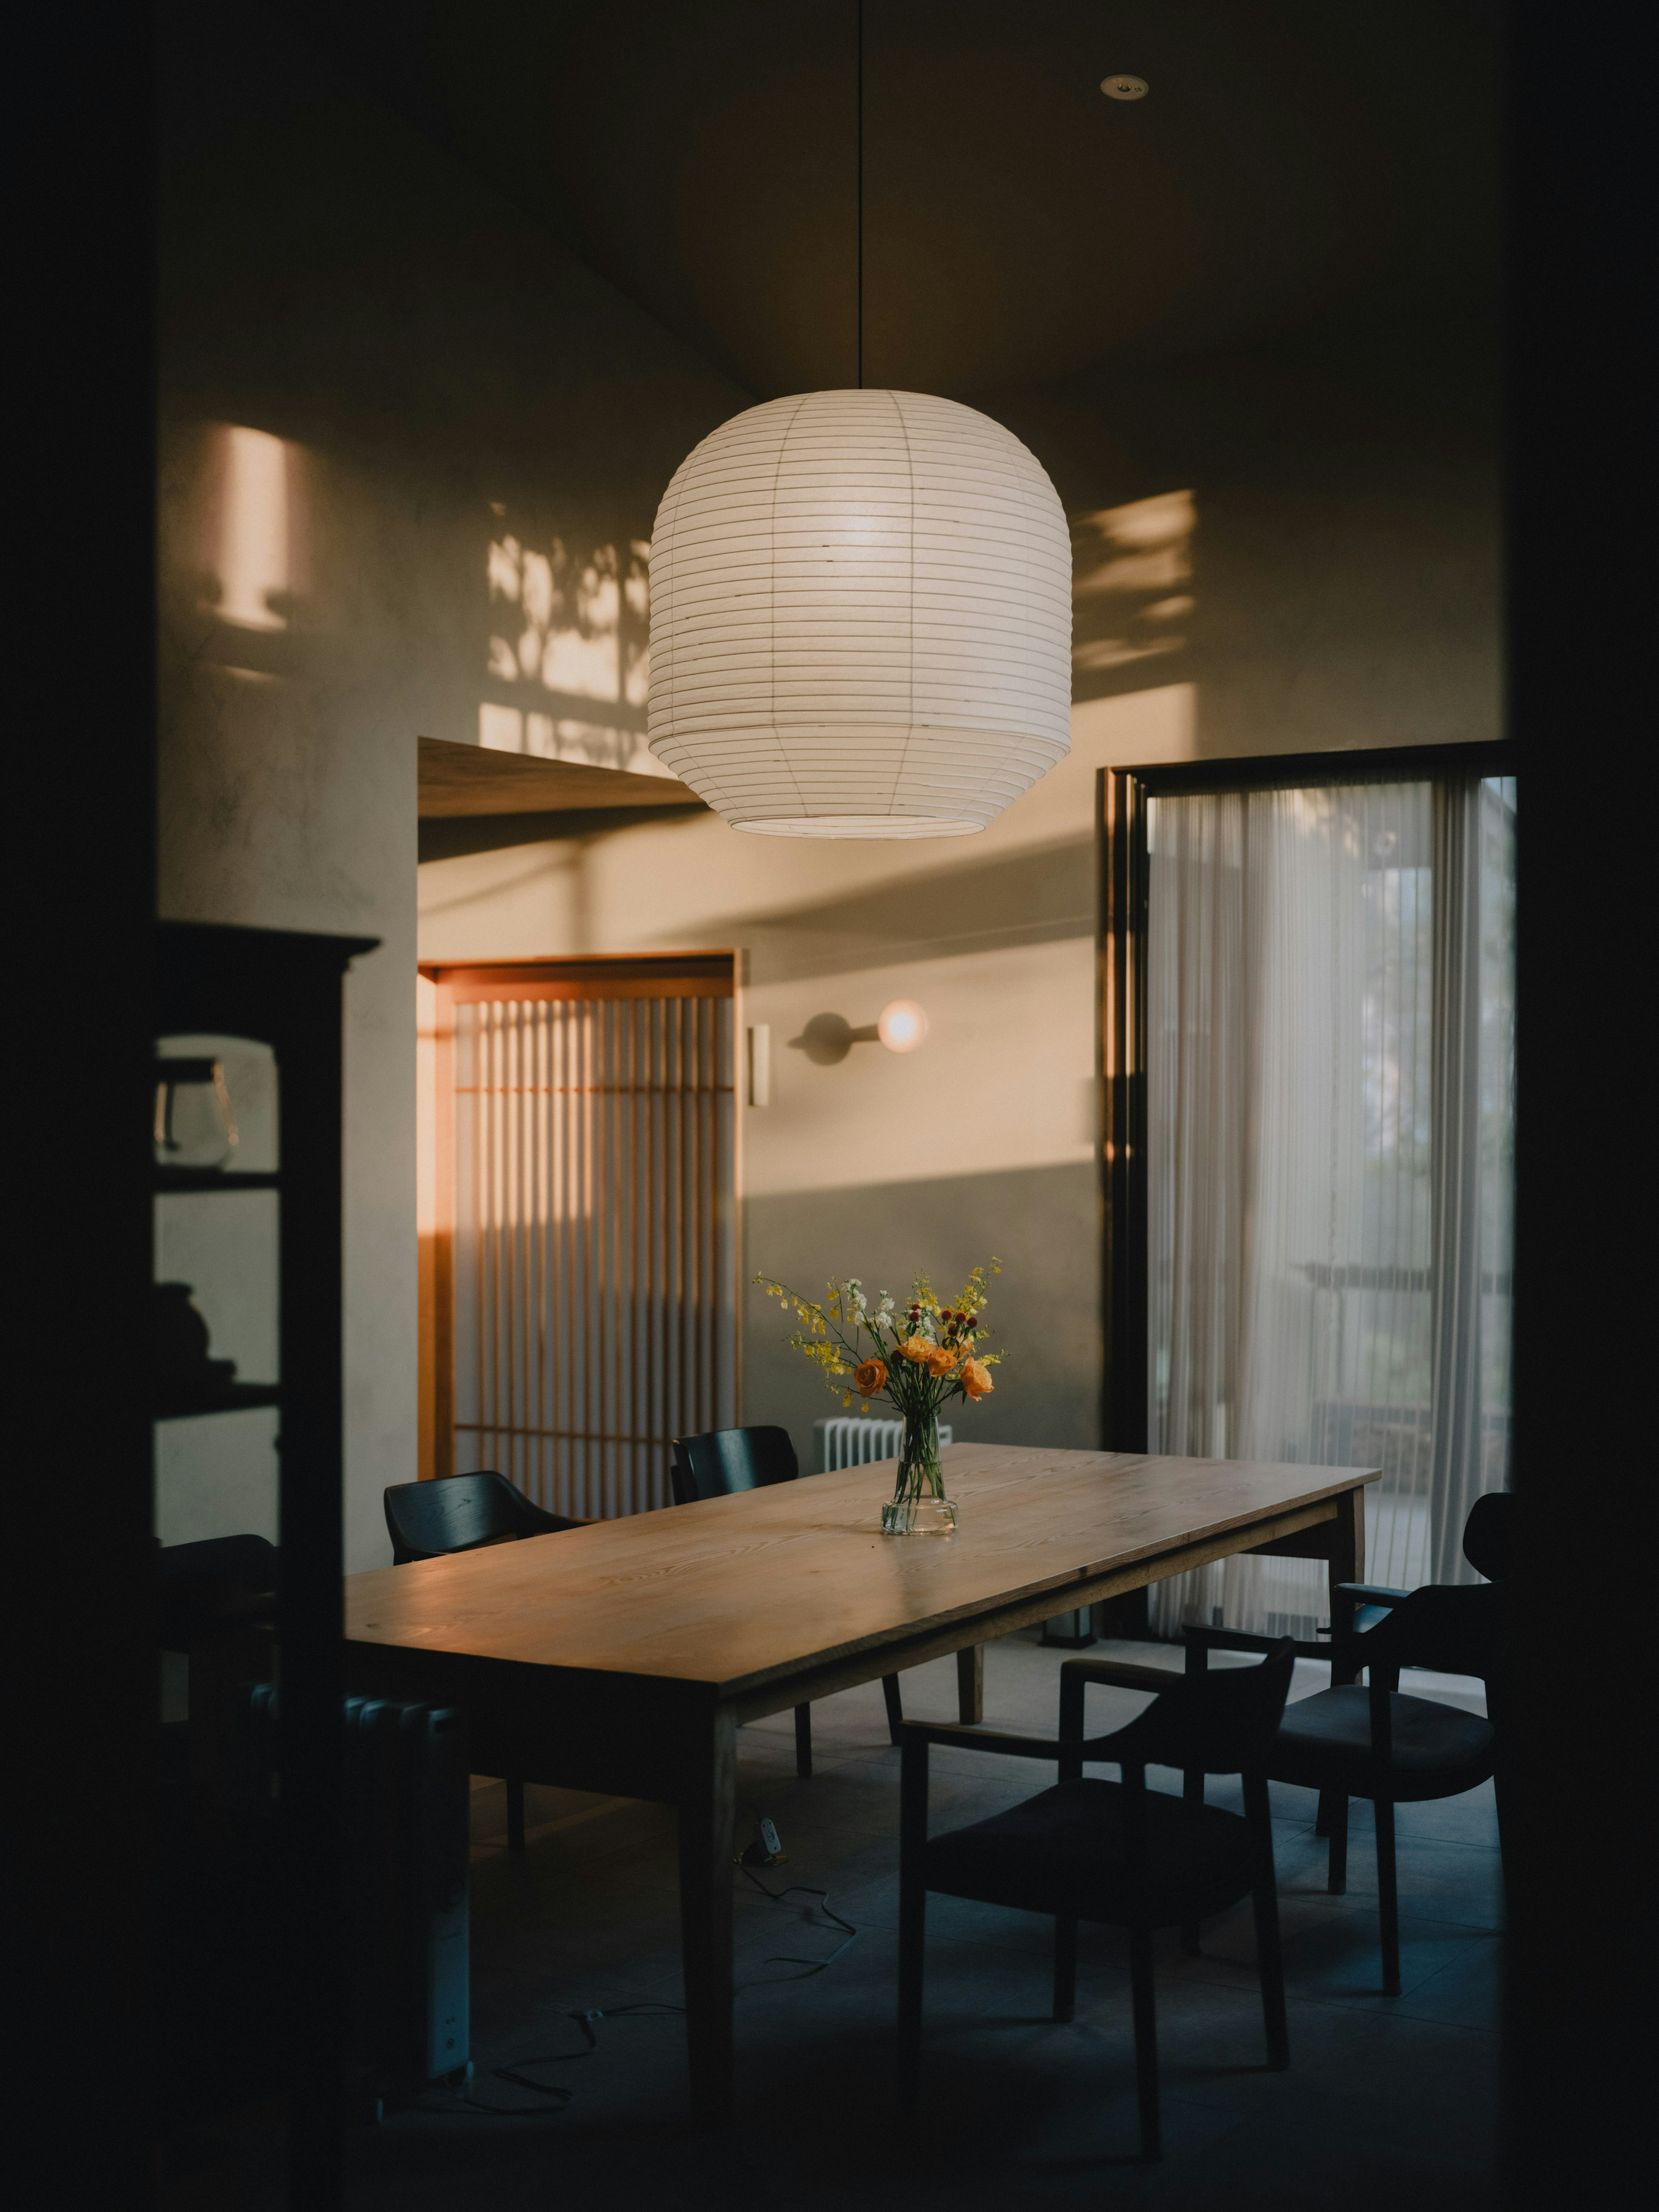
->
[342,1441,1379,2123]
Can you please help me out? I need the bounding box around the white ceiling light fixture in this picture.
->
[1101,73,1149,101]
[647,6,1072,839]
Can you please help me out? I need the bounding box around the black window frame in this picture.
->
[1099,738,1518,1455]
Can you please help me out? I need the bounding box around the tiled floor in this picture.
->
[343,1632,1501,2210]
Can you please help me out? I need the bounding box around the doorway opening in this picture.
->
[418,952,737,1517]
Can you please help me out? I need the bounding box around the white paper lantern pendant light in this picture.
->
[647,18,1071,839]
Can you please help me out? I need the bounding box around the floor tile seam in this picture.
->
[1268,1892,1501,1925]
[1335,2000,1500,2040]
[1309,2008,1513,2035]
[1157,1955,1490,2012]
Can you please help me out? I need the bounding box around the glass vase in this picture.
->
[880,1406,958,1535]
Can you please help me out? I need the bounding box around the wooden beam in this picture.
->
[417,733,705,817]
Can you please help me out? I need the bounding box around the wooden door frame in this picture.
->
[416,951,739,1488]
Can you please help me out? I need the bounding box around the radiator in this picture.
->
[241,1686,470,2095]
[814,1415,953,1471]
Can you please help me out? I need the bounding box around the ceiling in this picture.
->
[282,0,1500,402]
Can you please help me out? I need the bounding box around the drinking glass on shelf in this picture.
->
[154,1057,239,1170]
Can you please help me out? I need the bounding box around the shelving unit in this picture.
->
[154,1380,283,1421]
[155,1167,283,1195]
[156,917,378,2211]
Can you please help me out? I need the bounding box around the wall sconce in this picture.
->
[789,1001,930,1066]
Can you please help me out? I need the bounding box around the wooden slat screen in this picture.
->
[423,956,737,1518]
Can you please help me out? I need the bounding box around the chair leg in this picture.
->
[1052,1916,1077,2022]
[1315,1786,1337,1838]
[881,1673,905,1746]
[1376,1796,1400,1995]
[1252,1876,1290,2069]
[1326,1793,1348,1894]
[1128,1923,1162,2162]
[794,1703,813,1780]
[1180,1769,1204,1952]
[506,1777,526,1853]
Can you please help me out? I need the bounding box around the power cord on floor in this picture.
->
[737,1860,859,1977]
[414,2004,689,2118]
[411,1807,855,2119]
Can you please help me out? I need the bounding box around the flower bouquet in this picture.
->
[754,1262,1002,1533]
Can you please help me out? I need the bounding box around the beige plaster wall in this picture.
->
[156,0,747,1566]
[418,324,1502,1476]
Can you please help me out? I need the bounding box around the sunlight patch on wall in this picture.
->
[1072,489,1195,675]
[483,524,671,775]
[216,425,294,631]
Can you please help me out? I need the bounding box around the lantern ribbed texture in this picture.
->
[648,389,1072,837]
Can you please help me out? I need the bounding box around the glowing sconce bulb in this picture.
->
[877,1000,928,1054]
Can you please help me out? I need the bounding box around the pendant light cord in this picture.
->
[856,0,864,388]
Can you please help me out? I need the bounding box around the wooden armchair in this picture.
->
[897,1643,1295,2162]
[1177,1494,1510,1994]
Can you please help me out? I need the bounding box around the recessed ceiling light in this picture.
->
[1101,74,1148,101]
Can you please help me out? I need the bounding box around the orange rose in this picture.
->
[898,1335,935,1364]
[959,1357,994,1399]
[923,1344,959,1376]
[852,1358,887,1397]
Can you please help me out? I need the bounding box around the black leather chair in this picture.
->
[383,1471,587,1848]
[1175,1491,1510,1994]
[670,1425,909,1778]
[383,1468,585,1564]
[156,1533,279,1648]
[157,1536,279,1812]
[897,1642,1295,2162]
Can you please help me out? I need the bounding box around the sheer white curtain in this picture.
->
[1145,776,1514,1639]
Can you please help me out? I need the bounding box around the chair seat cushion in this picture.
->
[922,1778,1260,1929]
[1271,1686,1494,1801]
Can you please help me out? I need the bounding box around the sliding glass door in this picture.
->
[1117,764,1514,1639]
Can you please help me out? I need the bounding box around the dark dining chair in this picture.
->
[1173,1490,1510,1994]
[383,1468,585,1564]
[157,1535,279,1818]
[670,1425,909,1778]
[898,1641,1296,2162]
[383,1471,587,1849]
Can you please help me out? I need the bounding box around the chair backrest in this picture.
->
[156,1533,279,1648]
[157,1532,278,1593]
[1462,1490,1511,1582]
[1353,1580,1503,1684]
[1114,1640,1296,1776]
[384,1470,560,1565]
[669,1425,799,1505]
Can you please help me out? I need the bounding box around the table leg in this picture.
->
[956,1644,984,1725]
[1328,1484,1367,1685]
[677,1703,737,2125]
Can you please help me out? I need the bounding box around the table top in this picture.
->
[344,1444,1379,1696]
